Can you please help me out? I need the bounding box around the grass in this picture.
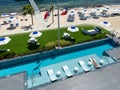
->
[0,24,109,59]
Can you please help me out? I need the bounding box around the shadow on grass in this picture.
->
[27,44,40,50]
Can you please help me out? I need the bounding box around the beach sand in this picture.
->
[0,5,120,37]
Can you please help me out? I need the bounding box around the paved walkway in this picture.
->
[29,0,46,28]
[0,72,27,90]
[29,0,40,14]
[105,46,120,60]
[33,63,120,90]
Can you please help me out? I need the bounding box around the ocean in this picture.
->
[0,0,120,14]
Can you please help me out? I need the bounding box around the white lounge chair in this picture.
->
[62,65,73,77]
[47,69,57,82]
[89,58,101,68]
[78,60,90,72]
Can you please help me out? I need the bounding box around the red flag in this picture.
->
[44,11,50,21]
[61,8,68,16]
[61,11,67,15]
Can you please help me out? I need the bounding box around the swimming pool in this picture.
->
[0,38,117,87]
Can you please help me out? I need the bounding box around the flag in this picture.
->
[44,11,50,21]
[61,7,68,16]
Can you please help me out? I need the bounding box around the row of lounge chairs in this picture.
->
[67,15,75,22]
[47,65,73,82]
[78,12,88,20]
[81,27,101,36]
[47,58,104,82]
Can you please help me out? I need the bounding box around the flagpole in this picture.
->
[57,0,61,49]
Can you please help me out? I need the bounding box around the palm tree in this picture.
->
[50,5,54,23]
[22,4,34,25]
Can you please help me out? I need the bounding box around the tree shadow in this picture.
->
[7,27,16,30]
[27,44,40,50]
[21,25,33,31]
[46,22,54,28]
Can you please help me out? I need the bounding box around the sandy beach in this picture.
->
[0,4,120,37]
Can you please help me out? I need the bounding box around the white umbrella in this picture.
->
[29,31,42,38]
[68,26,79,32]
[28,37,37,43]
[80,9,87,13]
[10,12,17,15]
[0,37,11,45]
[69,9,76,16]
[63,32,70,37]
[1,13,9,18]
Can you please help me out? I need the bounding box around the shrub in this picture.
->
[45,42,56,50]
[55,40,72,47]
[0,51,16,60]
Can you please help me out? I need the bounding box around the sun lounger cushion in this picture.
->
[81,29,89,35]
[62,65,73,77]
[89,58,101,68]
[47,69,57,81]
[94,27,101,32]
[78,60,90,72]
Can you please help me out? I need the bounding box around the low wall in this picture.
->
[0,38,114,68]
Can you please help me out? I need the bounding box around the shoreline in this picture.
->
[0,4,120,37]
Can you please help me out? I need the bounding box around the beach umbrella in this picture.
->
[68,9,76,16]
[10,12,17,16]
[8,17,16,23]
[0,37,11,45]
[28,37,37,42]
[68,26,79,32]
[80,9,87,14]
[29,31,42,38]
[63,32,70,37]
[100,21,111,27]
[1,13,9,18]
[28,37,38,44]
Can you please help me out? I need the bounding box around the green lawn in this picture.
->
[0,24,109,59]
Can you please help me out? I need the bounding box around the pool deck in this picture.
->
[33,62,120,90]
[105,46,120,60]
[28,54,115,89]
[0,54,117,90]
[107,34,120,44]
[0,72,27,90]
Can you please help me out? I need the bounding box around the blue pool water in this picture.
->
[0,39,115,78]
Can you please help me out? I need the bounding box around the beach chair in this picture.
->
[67,17,74,22]
[47,69,57,82]
[78,60,90,72]
[89,57,101,69]
[62,65,73,77]
[94,27,101,33]
[81,29,89,35]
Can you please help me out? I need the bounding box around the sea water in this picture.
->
[0,0,120,13]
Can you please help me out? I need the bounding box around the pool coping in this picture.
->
[0,38,116,68]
